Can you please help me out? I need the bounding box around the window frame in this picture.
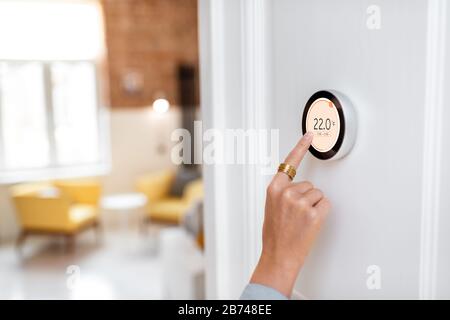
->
[0,59,111,184]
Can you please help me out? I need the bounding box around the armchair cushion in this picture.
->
[149,199,190,224]
[145,178,203,224]
[68,205,98,232]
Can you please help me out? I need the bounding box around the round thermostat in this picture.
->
[301,90,357,160]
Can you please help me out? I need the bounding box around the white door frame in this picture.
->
[199,0,273,299]
[420,0,447,300]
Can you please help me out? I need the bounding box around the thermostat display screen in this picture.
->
[305,98,340,152]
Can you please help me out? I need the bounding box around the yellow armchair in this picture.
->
[136,169,203,224]
[10,180,101,250]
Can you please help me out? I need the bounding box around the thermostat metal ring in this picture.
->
[301,90,357,161]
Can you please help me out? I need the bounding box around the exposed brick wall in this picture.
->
[101,0,199,107]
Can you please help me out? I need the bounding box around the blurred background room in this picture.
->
[0,0,204,299]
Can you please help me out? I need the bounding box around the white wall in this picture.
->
[272,0,427,299]
[0,107,181,242]
[102,107,180,194]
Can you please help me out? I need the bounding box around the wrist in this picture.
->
[250,251,302,297]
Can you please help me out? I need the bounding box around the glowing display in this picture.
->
[305,98,340,152]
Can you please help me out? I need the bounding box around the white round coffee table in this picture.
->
[101,193,147,231]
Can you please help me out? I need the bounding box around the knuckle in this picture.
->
[314,188,324,198]
[297,197,309,210]
[309,200,331,222]
[281,187,294,201]
[267,181,282,196]
[302,181,314,189]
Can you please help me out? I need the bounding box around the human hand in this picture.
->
[250,132,331,297]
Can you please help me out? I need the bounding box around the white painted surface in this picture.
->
[200,0,450,299]
[273,0,427,300]
[435,1,450,300]
[102,108,180,194]
[199,0,248,299]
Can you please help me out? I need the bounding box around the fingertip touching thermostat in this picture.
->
[301,90,357,160]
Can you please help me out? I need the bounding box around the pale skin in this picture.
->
[250,132,331,297]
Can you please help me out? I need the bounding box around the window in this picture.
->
[51,62,100,166]
[0,1,109,183]
[0,62,49,170]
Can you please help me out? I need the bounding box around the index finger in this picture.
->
[284,132,313,169]
[274,132,313,183]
